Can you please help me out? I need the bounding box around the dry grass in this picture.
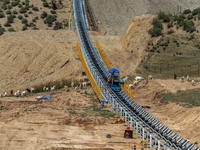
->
[161,88,200,107]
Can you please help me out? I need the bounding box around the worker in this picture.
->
[107,72,114,84]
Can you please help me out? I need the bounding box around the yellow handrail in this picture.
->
[95,42,112,69]
[76,41,102,100]
[121,84,134,100]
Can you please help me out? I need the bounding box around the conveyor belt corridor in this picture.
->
[72,0,199,150]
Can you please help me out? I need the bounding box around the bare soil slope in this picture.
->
[133,79,200,144]
[0,30,81,91]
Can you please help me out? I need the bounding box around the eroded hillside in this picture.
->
[88,0,200,35]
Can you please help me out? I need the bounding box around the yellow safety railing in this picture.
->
[95,42,134,100]
[95,42,112,69]
[121,84,134,100]
[76,41,102,100]
[84,0,91,26]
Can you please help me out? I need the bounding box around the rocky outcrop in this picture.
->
[51,0,63,10]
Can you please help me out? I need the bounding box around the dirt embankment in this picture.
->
[0,88,146,150]
[131,78,200,145]
[0,30,81,91]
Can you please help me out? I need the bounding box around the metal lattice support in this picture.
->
[76,41,102,100]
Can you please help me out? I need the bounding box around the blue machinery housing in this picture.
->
[72,0,199,150]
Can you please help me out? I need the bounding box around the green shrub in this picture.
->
[13,10,18,14]
[187,14,193,20]
[152,18,163,29]
[45,15,56,25]
[192,8,200,16]
[41,11,47,18]
[18,15,23,20]
[18,4,22,8]
[6,10,12,15]
[0,12,5,18]
[7,5,12,9]
[4,22,11,27]
[28,22,36,27]
[8,27,15,32]
[3,0,10,5]
[22,25,27,31]
[188,34,195,40]
[24,5,28,10]
[148,27,162,37]
[43,2,49,7]
[0,27,5,35]
[19,7,27,13]
[177,14,186,26]
[158,11,170,22]
[29,4,34,8]
[35,16,39,20]
[167,22,173,28]
[7,15,14,23]
[47,23,52,27]
[1,5,7,10]
[174,15,178,21]
[11,1,19,7]
[50,10,56,14]
[183,9,191,14]
[167,30,174,35]
[150,49,155,52]
[53,21,63,30]
[32,19,36,22]
[183,20,196,33]
[24,14,28,17]
[148,18,163,37]
[32,6,39,11]
[12,14,16,18]
[22,18,28,24]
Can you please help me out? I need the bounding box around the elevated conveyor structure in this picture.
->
[72,0,199,150]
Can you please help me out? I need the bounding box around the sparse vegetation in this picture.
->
[68,103,116,118]
[0,0,67,34]
[148,18,163,37]
[8,27,15,32]
[22,24,27,31]
[53,21,62,30]
[161,89,200,107]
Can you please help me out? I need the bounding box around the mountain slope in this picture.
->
[88,0,200,35]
